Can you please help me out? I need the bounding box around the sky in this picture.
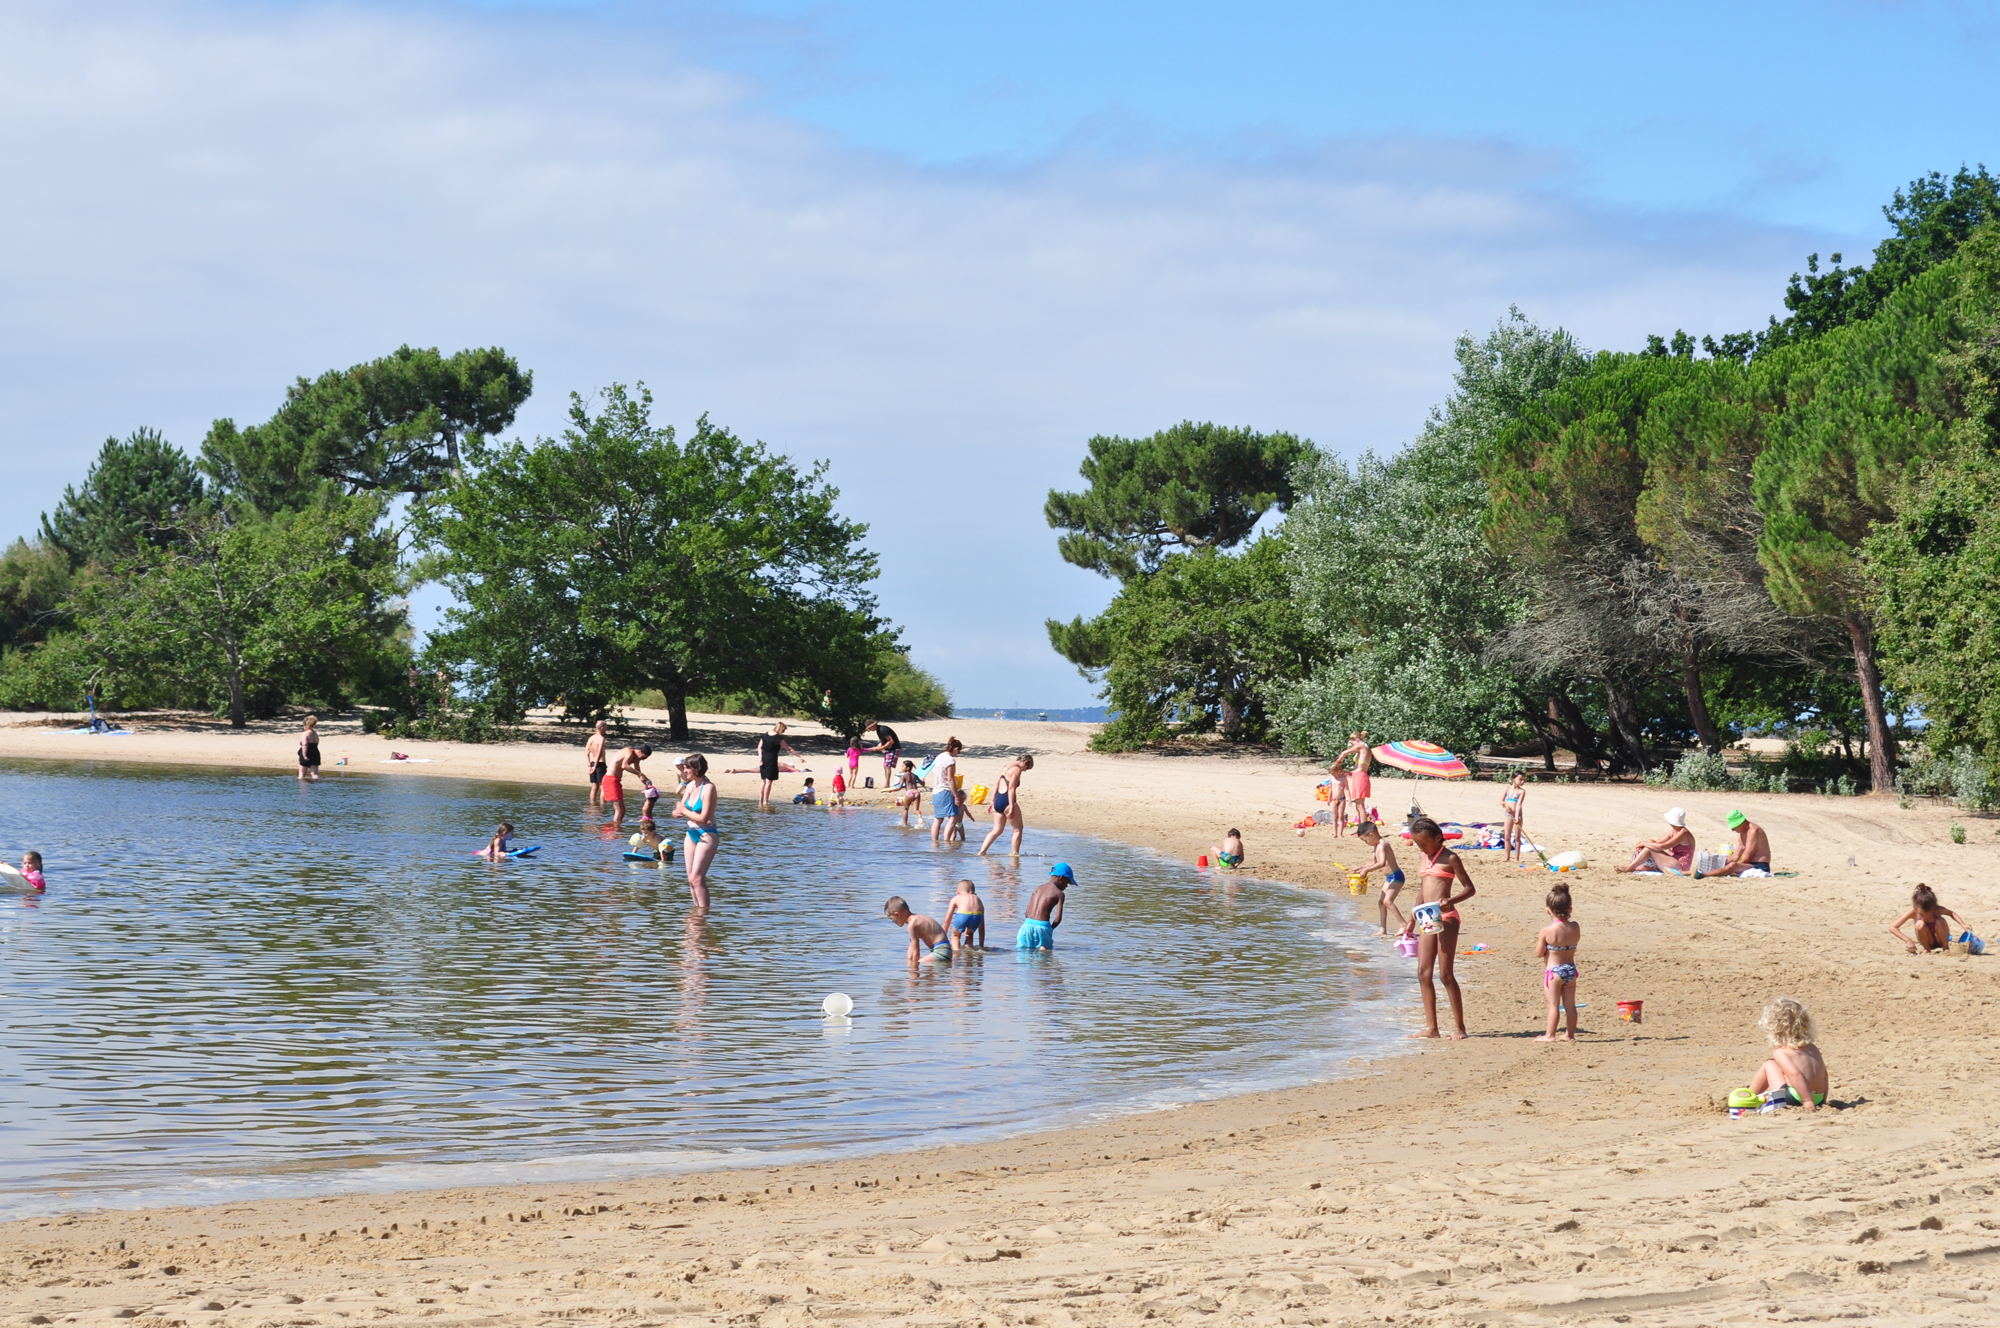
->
[1,0,1995,707]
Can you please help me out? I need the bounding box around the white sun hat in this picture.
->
[1664,806,1688,827]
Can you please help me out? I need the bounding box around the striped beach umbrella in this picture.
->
[1371,740,1472,780]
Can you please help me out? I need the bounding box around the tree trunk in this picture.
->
[226,662,247,729]
[1846,616,1896,793]
[667,690,690,743]
[1219,692,1243,738]
[1533,697,1558,771]
[1680,653,1721,755]
[1603,683,1649,775]
[1552,691,1606,771]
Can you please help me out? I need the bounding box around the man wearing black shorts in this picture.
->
[584,720,609,804]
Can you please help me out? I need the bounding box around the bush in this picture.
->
[1664,750,1732,791]
[1898,746,1996,811]
[1952,821,1967,844]
[377,702,501,744]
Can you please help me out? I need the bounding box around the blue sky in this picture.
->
[1,0,1994,707]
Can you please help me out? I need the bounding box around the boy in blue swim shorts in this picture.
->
[943,879,986,952]
[885,895,951,966]
[1353,820,1407,935]
[1017,862,1073,950]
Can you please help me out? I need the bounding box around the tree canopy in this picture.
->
[41,428,208,570]
[202,345,531,513]
[414,384,887,741]
[1044,421,1308,582]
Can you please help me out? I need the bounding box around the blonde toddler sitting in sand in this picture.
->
[1746,997,1829,1112]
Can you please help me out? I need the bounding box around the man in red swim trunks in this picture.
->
[604,744,652,826]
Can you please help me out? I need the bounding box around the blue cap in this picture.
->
[1049,861,1074,880]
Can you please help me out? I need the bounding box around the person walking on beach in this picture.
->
[929,737,965,845]
[977,754,1034,856]
[1400,816,1476,1040]
[584,720,609,804]
[865,720,902,783]
[297,715,321,782]
[755,722,801,809]
[676,753,720,909]
[1500,771,1528,863]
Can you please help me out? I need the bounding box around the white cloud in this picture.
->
[0,0,1837,705]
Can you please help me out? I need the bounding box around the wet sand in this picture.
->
[4,709,1999,1326]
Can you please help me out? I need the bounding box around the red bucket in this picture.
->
[1617,1000,1643,1023]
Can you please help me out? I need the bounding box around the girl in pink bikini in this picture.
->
[1399,816,1477,1039]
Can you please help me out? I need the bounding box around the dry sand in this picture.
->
[5,709,2000,1326]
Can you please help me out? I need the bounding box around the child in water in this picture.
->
[792,778,818,805]
[894,760,924,827]
[641,778,661,820]
[884,895,950,965]
[1888,883,1968,953]
[1017,862,1073,950]
[636,817,676,864]
[20,851,46,892]
[1535,884,1580,1042]
[480,823,515,859]
[1747,996,1829,1111]
[1352,821,1405,934]
[1211,829,1245,869]
[943,879,985,952]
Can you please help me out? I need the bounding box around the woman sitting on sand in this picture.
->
[1614,807,1695,874]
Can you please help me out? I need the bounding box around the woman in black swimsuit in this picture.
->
[977,754,1034,856]
[297,715,321,783]
[755,722,799,809]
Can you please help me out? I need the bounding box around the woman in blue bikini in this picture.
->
[675,753,719,909]
[976,754,1034,857]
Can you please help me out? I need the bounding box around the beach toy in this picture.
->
[629,832,644,847]
[1197,855,1209,867]
[822,992,854,1018]
[1347,873,1366,893]
[1394,934,1420,958]
[1548,850,1586,871]
[1410,901,1444,935]
[1727,1087,1762,1111]
[1617,1000,1643,1023]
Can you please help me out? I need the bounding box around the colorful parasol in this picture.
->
[1371,740,1472,780]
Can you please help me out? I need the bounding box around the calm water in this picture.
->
[0,759,1407,1218]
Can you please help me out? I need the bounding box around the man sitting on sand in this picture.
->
[1615,806,1695,874]
[1698,810,1771,878]
[884,895,950,966]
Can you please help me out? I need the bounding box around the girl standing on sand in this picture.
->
[1500,771,1528,863]
[1399,817,1476,1039]
[676,753,720,909]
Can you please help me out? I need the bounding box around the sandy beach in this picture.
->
[5,710,2000,1326]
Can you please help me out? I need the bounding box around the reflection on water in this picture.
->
[0,759,1407,1217]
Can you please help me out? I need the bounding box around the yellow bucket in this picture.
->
[1347,873,1367,894]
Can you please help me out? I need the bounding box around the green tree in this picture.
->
[1751,223,2000,791]
[41,428,208,569]
[202,345,532,513]
[0,538,74,649]
[1068,537,1311,749]
[1044,421,1309,581]
[1278,311,1587,764]
[64,497,403,726]
[414,384,884,742]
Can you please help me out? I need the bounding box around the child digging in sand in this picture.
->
[1535,884,1580,1042]
[1351,821,1405,935]
[1746,996,1828,1111]
[1211,829,1245,869]
[1888,883,1969,954]
[884,895,951,966]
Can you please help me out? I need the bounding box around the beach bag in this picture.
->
[969,783,990,805]
[1410,902,1445,935]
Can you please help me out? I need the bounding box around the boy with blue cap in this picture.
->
[1017,862,1073,950]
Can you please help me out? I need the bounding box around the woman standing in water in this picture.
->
[977,753,1034,856]
[676,753,720,909]
[297,715,321,783]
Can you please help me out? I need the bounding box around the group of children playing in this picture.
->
[883,862,1074,966]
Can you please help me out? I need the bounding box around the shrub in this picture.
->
[1665,750,1733,791]
[1951,821,1967,844]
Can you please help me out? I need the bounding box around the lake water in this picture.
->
[0,759,1408,1219]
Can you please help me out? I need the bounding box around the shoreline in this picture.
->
[6,713,2000,1325]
